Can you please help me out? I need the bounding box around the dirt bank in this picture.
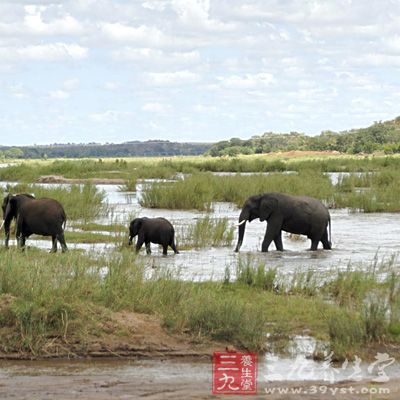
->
[0,306,215,361]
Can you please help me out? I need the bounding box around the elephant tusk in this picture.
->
[237,220,246,226]
[0,220,4,230]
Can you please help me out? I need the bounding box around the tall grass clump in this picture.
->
[168,285,268,350]
[0,248,104,352]
[328,311,365,357]
[334,168,400,212]
[235,255,277,291]
[140,173,213,211]
[324,266,378,308]
[140,170,334,210]
[180,216,234,248]
[118,176,137,192]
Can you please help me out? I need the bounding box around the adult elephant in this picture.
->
[234,192,331,252]
[128,217,179,256]
[1,193,68,252]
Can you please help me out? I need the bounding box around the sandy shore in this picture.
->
[0,362,398,400]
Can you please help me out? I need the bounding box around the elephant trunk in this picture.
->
[234,210,248,252]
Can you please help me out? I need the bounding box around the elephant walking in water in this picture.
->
[235,192,331,252]
[128,217,179,256]
[1,193,68,252]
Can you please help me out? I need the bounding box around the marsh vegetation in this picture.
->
[0,153,400,360]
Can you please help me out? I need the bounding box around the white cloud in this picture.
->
[103,81,121,91]
[142,102,171,113]
[112,47,201,66]
[89,110,132,123]
[100,22,195,49]
[0,43,88,62]
[347,53,400,67]
[218,73,274,89]
[0,5,84,37]
[1,0,400,144]
[143,70,201,86]
[4,83,29,99]
[63,78,79,91]
[170,0,236,32]
[48,90,70,100]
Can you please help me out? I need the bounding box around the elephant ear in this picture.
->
[259,196,278,221]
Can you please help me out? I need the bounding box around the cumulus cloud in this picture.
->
[0,5,84,36]
[0,43,88,62]
[218,73,274,89]
[1,0,400,144]
[112,48,201,66]
[48,90,70,100]
[143,70,201,86]
[89,110,132,123]
[142,102,171,113]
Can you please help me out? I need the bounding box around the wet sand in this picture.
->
[0,359,399,399]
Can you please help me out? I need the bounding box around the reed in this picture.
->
[179,216,235,249]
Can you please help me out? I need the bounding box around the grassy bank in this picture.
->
[0,249,398,359]
[3,153,400,182]
[3,154,400,212]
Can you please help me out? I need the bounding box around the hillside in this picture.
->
[207,116,400,156]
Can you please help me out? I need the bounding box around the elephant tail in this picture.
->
[62,211,67,230]
[328,216,332,246]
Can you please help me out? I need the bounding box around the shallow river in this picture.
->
[1,180,400,280]
[99,182,400,280]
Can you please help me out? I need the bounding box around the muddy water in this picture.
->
[1,340,400,398]
[97,183,400,280]
[1,181,400,280]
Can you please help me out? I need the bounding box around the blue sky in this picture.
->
[1,0,400,146]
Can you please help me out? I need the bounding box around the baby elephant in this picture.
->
[128,217,179,255]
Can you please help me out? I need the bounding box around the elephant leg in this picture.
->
[170,241,179,254]
[19,236,26,251]
[162,243,168,256]
[274,232,284,251]
[57,232,68,253]
[321,230,331,250]
[135,237,144,253]
[50,235,58,253]
[5,232,10,248]
[262,217,282,252]
[145,242,152,255]
[16,220,25,250]
[310,239,319,251]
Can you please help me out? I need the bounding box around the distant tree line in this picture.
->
[0,141,212,159]
[207,116,400,156]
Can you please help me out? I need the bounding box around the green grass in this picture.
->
[2,153,400,182]
[0,248,398,358]
[179,216,235,249]
[70,222,127,233]
[4,155,400,212]
[140,171,334,210]
[334,168,400,212]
